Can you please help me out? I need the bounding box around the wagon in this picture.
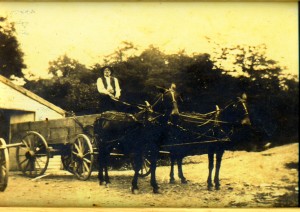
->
[0,137,29,191]
[0,138,9,191]
[8,113,151,182]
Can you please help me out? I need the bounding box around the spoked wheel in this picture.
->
[0,138,9,192]
[16,131,50,178]
[71,134,94,180]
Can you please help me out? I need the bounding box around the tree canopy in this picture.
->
[23,42,298,149]
[0,16,26,78]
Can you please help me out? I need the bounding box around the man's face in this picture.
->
[104,68,111,77]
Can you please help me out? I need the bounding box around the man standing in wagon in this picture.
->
[97,66,121,112]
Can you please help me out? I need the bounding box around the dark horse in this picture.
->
[162,93,251,190]
[93,87,179,194]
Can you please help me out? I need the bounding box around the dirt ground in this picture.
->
[0,142,298,208]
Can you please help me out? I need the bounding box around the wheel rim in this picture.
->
[0,138,9,192]
[71,134,94,180]
[16,131,50,178]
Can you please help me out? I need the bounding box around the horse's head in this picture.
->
[220,93,251,127]
[151,84,180,124]
[209,93,253,151]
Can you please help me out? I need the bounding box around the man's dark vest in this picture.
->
[101,76,116,95]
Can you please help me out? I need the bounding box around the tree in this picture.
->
[103,41,138,64]
[25,55,99,114]
[0,16,26,78]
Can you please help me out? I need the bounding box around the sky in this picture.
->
[0,2,298,79]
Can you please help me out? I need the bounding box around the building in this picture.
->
[0,75,66,171]
[0,75,66,143]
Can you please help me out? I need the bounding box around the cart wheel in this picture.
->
[61,153,74,174]
[0,138,9,192]
[16,131,50,178]
[71,134,94,180]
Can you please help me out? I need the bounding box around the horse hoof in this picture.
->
[105,183,110,188]
[181,179,188,184]
[215,185,220,190]
[99,181,105,186]
[207,186,213,191]
[153,188,161,194]
[132,188,139,194]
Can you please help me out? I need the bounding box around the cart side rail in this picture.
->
[10,114,102,144]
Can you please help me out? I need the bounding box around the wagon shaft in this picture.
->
[161,138,231,148]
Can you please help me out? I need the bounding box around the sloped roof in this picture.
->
[0,75,66,116]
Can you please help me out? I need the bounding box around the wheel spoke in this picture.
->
[83,161,89,173]
[77,139,82,152]
[21,139,30,149]
[35,157,47,168]
[74,143,81,153]
[27,135,34,150]
[19,158,29,166]
[75,162,82,173]
[82,152,91,158]
[82,141,87,153]
[35,159,42,169]
[72,151,79,156]
[83,157,91,164]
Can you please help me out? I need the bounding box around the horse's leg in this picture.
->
[131,153,142,194]
[214,148,225,190]
[177,156,187,184]
[207,150,214,191]
[104,149,111,185]
[169,154,176,184]
[150,154,160,194]
[97,146,105,185]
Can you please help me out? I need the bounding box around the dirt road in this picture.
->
[0,142,298,208]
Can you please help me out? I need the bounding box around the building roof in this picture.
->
[0,75,66,116]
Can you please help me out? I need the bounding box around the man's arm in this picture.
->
[114,78,121,99]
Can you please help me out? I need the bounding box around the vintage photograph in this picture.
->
[0,1,298,208]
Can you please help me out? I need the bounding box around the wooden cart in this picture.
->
[7,113,150,183]
[9,114,100,181]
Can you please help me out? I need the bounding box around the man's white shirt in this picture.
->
[97,77,121,99]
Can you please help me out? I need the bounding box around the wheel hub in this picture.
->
[25,150,35,158]
[77,153,84,159]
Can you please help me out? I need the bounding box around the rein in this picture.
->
[166,96,249,143]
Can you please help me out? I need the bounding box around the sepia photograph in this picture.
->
[0,1,298,209]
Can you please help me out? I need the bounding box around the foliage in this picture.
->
[25,55,99,114]
[24,42,298,149]
[0,16,26,78]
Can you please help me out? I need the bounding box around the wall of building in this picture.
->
[0,82,64,121]
[0,78,66,172]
